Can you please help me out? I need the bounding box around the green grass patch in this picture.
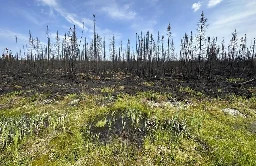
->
[0,91,255,165]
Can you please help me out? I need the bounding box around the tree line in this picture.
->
[1,11,255,79]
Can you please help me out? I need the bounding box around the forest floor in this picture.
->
[0,72,256,165]
[1,71,255,99]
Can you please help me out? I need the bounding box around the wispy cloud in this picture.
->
[40,8,57,18]
[37,0,88,30]
[83,0,136,20]
[99,28,122,41]
[0,29,28,43]
[101,3,136,20]
[37,0,125,42]
[20,11,42,26]
[208,0,223,8]
[192,2,201,12]
[14,6,50,26]
[212,11,256,28]
[38,0,58,7]
[62,13,84,29]
[0,29,30,52]
[130,19,157,34]
[208,0,256,43]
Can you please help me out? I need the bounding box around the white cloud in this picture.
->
[100,29,122,41]
[62,13,84,29]
[83,0,136,20]
[101,3,136,20]
[38,0,123,44]
[0,29,29,53]
[0,29,28,43]
[37,0,89,30]
[15,6,49,26]
[20,10,42,26]
[208,0,256,45]
[38,0,58,7]
[212,11,255,28]
[40,8,56,18]
[130,19,157,34]
[208,0,223,8]
[81,18,94,28]
[192,2,201,12]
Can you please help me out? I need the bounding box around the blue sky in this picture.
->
[1,0,256,57]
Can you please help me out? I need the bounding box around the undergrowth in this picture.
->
[0,90,256,165]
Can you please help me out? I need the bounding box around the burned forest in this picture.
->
[1,11,256,165]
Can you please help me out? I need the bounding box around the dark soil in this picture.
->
[0,72,255,100]
[83,109,187,147]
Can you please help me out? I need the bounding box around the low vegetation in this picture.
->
[0,88,256,165]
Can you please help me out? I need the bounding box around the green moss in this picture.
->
[0,91,256,165]
[95,118,107,127]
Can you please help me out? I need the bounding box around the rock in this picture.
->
[249,121,256,134]
[147,101,161,108]
[222,108,245,117]
[69,99,80,106]
[41,99,54,105]
[0,104,6,109]
[146,100,189,109]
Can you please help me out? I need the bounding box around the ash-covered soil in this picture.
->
[0,72,255,100]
